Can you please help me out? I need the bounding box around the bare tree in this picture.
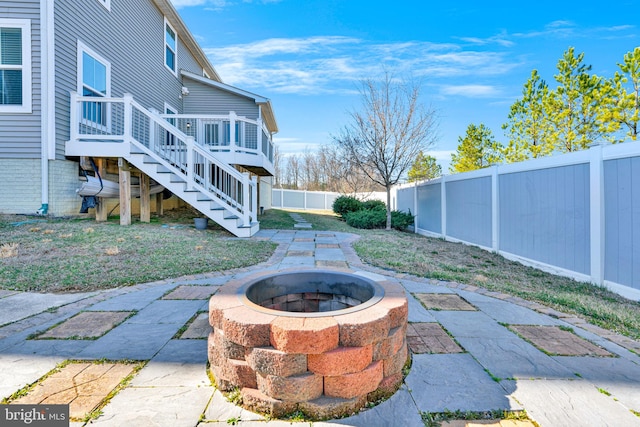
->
[333,72,438,229]
[272,145,283,188]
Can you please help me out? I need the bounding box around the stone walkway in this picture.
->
[0,229,639,426]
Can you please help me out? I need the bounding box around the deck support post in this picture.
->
[95,158,108,222]
[140,173,150,223]
[118,158,131,225]
[155,193,164,216]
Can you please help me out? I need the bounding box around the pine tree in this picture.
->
[545,48,610,151]
[450,124,503,173]
[407,152,442,182]
[607,47,640,142]
[502,70,554,162]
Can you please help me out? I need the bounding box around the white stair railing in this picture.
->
[70,92,256,226]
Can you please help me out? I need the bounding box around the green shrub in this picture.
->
[332,196,363,218]
[391,210,415,230]
[345,209,386,229]
[362,199,386,211]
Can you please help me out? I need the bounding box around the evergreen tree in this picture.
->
[545,48,610,151]
[450,124,504,173]
[607,47,640,142]
[502,70,554,162]
[407,152,442,182]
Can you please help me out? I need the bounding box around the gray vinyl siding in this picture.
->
[417,182,441,234]
[446,177,492,247]
[53,0,210,159]
[183,77,259,119]
[604,156,640,290]
[499,164,590,275]
[0,0,41,158]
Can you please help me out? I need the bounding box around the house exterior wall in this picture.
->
[183,77,259,119]
[0,159,41,213]
[0,0,41,159]
[53,0,206,159]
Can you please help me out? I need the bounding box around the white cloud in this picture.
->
[205,37,519,95]
[457,31,514,47]
[439,84,501,98]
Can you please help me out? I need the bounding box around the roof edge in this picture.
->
[182,71,278,133]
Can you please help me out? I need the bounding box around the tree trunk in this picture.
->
[386,185,392,230]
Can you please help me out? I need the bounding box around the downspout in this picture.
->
[38,0,55,215]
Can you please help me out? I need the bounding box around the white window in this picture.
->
[77,42,110,127]
[0,19,31,113]
[164,18,177,75]
[98,0,111,11]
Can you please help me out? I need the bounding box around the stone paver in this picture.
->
[406,353,522,412]
[286,250,314,257]
[12,362,136,421]
[315,260,349,269]
[162,285,219,300]
[407,322,464,354]
[454,336,575,380]
[0,292,97,326]
[179,312,211,339]
[509,325,613,357]
[443,421,536,427]
[406,292,438,323]
[37,311,133,339]
[415,293,477,311]
[131,339,209,387]
[508,378,640,426]
[91,385,213,427]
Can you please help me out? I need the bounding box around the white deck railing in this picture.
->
[160,113,274,163]
[70,92,257,225]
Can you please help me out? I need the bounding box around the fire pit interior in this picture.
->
[208,269,409,420]
[242,271,384,315]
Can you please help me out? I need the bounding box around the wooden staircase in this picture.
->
[67,93,259,237]
[127,149,258,238]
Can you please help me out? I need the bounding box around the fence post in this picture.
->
[491,165,499,251]
[413,181,418,233]
[590,144,605,285]
[441,175,447,238]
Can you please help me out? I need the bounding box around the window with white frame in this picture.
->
[78,42,110,127]
[0,19,32,113]
[164,18,177,75]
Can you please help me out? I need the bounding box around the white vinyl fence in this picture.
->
[395,143,640,301]
[272,189,386,211]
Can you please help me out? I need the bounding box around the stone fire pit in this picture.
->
[208,269,409,420]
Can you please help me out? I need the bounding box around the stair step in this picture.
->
[156,165,171,173]
[169,176,186,183]
[142,155,160,164]
[130,146,145,154]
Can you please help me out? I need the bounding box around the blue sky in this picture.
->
[170,0,639,171]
